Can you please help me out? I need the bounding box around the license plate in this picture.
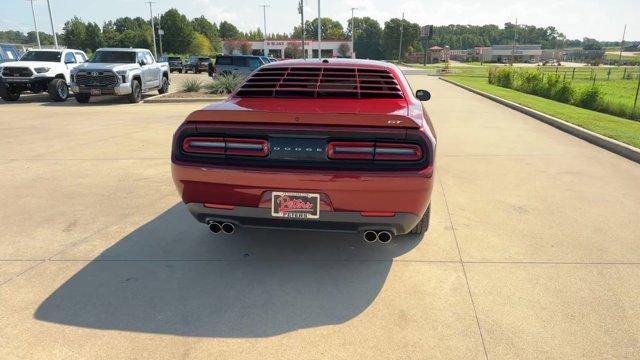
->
[90,89,102,96]
[271,192,320,219]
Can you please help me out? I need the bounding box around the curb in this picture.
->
[144,93,227,104]
[440,77,640,164]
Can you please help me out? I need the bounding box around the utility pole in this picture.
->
[350,7,357,59]
[158,10,163,56]
[398,12,404,63]
[260,4,269,56]
[510,18,517,65]
[634,63,640,117]
[146,1,157,59]
[317,0,321,59]
[45,0,58,48]
[618,24,626,64]
[298,0,305,59]
[27,0,41,48]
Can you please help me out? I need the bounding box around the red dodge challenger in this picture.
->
[171,59,436,243]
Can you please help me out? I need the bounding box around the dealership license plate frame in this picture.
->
[271,192,320,219]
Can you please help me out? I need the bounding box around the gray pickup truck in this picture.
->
[70,48,169,103]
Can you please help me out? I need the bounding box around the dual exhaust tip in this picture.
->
[363,230,393,243]
[207,220,236,235]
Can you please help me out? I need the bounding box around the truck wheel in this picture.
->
[75,93,91,103]
[409,204,431,234]
[128,80,142,103]
[158,76,169,94]
[48,78,69,102]
[195,69,201,74]
[0,86,20,101]
[178,69,183,74]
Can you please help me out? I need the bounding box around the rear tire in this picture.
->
[48,78,69,102]
[75,93,91,103]
[127,80,142,103]
[178,69,183,74]
[158,76,169,94]
[0,86,20,101]
[409,204,431,234]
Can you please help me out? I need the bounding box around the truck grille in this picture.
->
[2,67,33,78]
[75,71,118,87]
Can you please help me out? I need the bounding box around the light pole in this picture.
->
[317,0,321,59]
[158,9,163,56]
[260,4,269,56]
[618,24,627,64]
[27,0,41,48]
[45,0,58,48]
[298,0,305,59]
[350,7,357,59]
[146,1,157,59]
[510,18,518,65]
[398,12,404,63]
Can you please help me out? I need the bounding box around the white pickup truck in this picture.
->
[0,48,87,102]
[70,48,170,103]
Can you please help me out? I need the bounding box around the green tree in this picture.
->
[84,22,104,52]
[160,9,194,54]
[189,32,213,55]
[347,16,383,59]
[382,18,421,60]
[26,31,55,46]
[294,18,345,40]
[191,16,221,53]
[219,21,240,40]
[62,16,87,50]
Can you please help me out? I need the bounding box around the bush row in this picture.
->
[488,67,639,120]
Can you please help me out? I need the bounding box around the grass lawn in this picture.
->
[445,75,640,149]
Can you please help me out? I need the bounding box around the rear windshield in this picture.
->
[20,51,61,62]
[216,56,232,65]
[90,51,136,63]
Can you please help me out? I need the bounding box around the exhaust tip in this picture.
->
[378,231,392,243]
[208,222,222,234]
[221,222,235,234]
[363,230,378,243]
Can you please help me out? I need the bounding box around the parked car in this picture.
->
[70,48,169,103]
[183,56,211,73]
[171,59,436,242]
[159,55,184,73]
[0,48,87,102]
[0,44,22,63]
[212,55,266,76]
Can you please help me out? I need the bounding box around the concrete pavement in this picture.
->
[0,75,639,359]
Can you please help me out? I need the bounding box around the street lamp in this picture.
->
[260,4,270,56]
[26,0,41,48]
[145,1,157,59]
[45,0,58,48]
[350,7,357,59]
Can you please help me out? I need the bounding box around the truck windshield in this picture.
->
[20,51,62,62]
[90,51,136,63]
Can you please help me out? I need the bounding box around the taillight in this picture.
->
[183,137,268,157]
[327,141,422,161]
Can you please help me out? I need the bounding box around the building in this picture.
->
[477,45,542,63]
[222,40,353,59]
[406,46,451,63]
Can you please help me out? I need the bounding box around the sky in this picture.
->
[1,0,638,41]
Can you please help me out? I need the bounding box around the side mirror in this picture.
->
[415,89,431,101]
[138,60,147,66]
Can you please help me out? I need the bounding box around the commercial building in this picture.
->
[406,46,451,63]
[477,44,542,63]
[222,40,353,59]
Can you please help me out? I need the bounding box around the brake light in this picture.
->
[327,141,422,161]
[182,137,268,157]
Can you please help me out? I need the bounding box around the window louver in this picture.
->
[235,67,404,99]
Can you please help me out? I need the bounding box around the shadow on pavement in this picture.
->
[35,203,420,337]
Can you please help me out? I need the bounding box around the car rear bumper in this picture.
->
[187,203,421,234]
[172,163,434,234]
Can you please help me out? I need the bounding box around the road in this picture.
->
[0,75,639,359]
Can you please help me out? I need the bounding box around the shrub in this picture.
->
[181,78,203,92]
[515,70,544,96]
[572,86,601,110]
[205,73,245,94]
[488,67,514,88]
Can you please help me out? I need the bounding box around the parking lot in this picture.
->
[1,74,639,359]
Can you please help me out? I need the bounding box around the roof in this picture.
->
[95,48,148,52]
[491,44,541,50]
[262,58,394,70]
